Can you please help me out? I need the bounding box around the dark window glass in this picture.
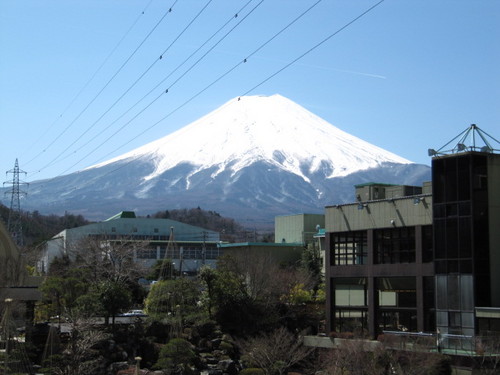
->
[446,204,458,217]
[460,260,472,273]
[434,219,446,259]
[448,260,459,273]
[377,310,418,333]
[457,156,471,200]
[444,158,458,202]
[375,227,416,264]
[448,275,460,310]
[137,248,157,259]
[432,159,446,203]
[434,204,446,218]
[458,202,471,216]
[460,275,474,311]
[446,218,458,258]
[422,225,434,263]
[458,217,472,258]
[449,312,461,328]
[332,231,367,265]
[436,275,447,310]
[335,309,368,333]
[423,277,436,331]
[435,260,447,273]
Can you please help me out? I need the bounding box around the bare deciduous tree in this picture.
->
[43,314,110,375]
[319,338,451,375]
[68,234,148,285]
[473,334,500,375]
[218,252,311,308]
[238,326,315,375]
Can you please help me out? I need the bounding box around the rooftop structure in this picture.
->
[324,125,500,357]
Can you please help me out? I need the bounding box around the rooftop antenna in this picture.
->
[428,124,500,157]
[3,159,28,247]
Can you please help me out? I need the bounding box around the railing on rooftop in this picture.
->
[428,124,500,157]
[381,330,500,356]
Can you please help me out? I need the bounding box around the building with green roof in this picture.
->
[38,211,221,275]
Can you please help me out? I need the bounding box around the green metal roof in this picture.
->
[104,211,137,221]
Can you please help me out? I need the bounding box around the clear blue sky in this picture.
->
[1,0,499,189]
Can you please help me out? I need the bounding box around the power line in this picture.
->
[28,1,178,176]
[59,0,334,180]
[56,0,262,175]
[84,0,323,167]
[33,0,384,189]
[34,0,219,177]
[240,0,385,96]
[48,0,215,171]
[64,0,255,168]
[23,0,156,168]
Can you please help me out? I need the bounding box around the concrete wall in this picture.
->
[275,214,324,245]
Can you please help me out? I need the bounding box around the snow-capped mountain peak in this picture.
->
[90,94,411,183]
[22,94,429,224]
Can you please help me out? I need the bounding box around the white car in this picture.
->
[120,309,147,317]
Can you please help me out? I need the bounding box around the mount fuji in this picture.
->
[21,94,430,226]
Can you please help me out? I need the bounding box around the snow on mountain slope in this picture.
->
[17,94,430,224]
[88,94,411,184]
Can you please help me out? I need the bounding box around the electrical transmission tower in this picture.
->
[3,159,28,247]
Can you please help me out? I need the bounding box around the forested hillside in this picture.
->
[150,207,260,242]
[0,203,89,246]
[0,204,258,247]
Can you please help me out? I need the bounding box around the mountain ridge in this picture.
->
[11,95,430,226]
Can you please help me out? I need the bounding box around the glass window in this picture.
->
[332,231,367,265]
[436,311,448,326]
[136,248,157,259]
[334,278,367,306]
[460,275,474,311]
[448,275,460,310]
[444,157,458,202]
[375,228,416,264]
[461,313,474,328]
[378,311,417,332]
[377,277,416,308]
[432,159,446,204]
[434,219,446,259]
[446,218,458,258]
[335,309,368,333]
[436,275,448,310]
[449,312,461,328]
[422,225,434,263]
[458,217,472,258]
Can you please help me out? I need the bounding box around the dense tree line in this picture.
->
[0,203,258,248]
[0,203,89,246]
[150,207,266,242]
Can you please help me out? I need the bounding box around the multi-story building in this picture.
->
[275,213,325,246]
[324,126,500,348]
[324,182,434,337]
[38,211,221,275]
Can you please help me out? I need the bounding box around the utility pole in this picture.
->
[3,159,28,247]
